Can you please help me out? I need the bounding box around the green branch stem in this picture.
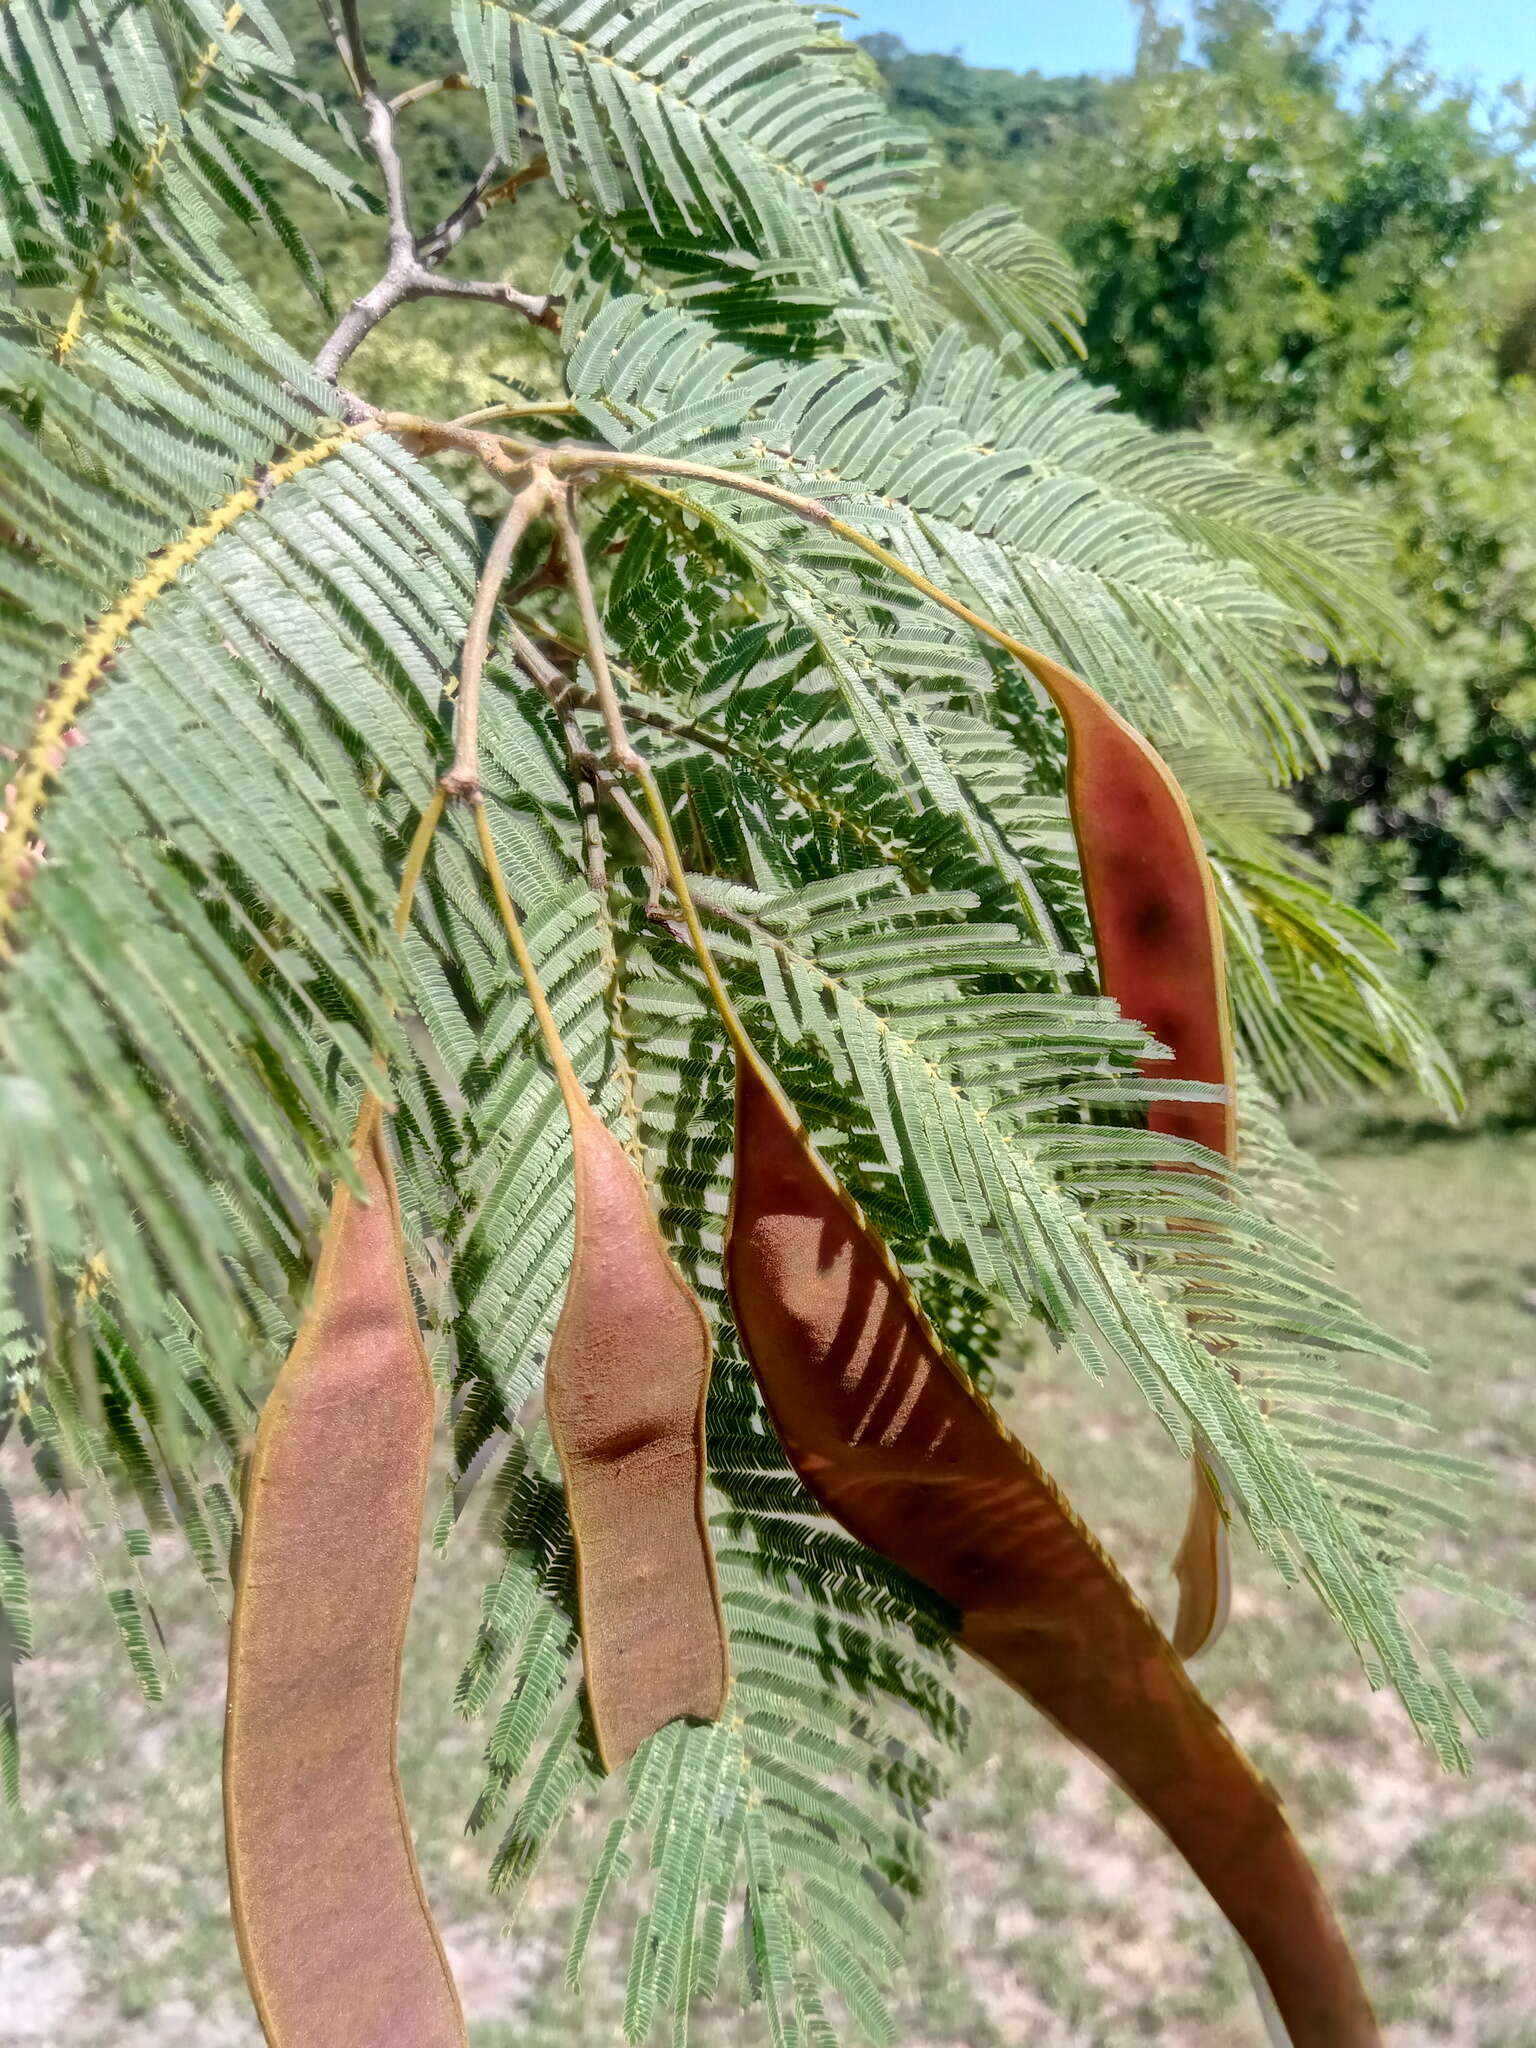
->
[539,488,757,1060]
[630,761,760,1072]
[393,787,446,938]
[385,416,1160,765]
[531,443,1110,727]
[543,442,836,531]
[438,464,589,1102]
[471,801,584,1111]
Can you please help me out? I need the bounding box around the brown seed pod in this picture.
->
[725,1058,1380,2048]
[472,804,727,1771]
[224,1099,466,2048]
[545,1090,728,1769]
[1026,646,1238,1658]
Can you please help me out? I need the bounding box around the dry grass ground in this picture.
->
[3,1129,1533,2045]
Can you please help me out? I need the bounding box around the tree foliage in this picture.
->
[873,0,1536,1112]
[0,2,1495,2039]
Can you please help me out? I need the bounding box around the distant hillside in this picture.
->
[856,32,1116,229]
[857,33,1113,164]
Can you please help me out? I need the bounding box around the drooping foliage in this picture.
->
[0,2,1494,2041]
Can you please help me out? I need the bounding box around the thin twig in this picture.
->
[541,666,655,1168]
[340,784,447,1171]
[539,442,836,528]
[336,0,375,94]
[380,413,529,486]
[443,468,551,800]
[574,761,654,1173]
[605,784,668,916]
[312,4,412,380]
[372,105,415,268]
[393,787,447,937]
[407,273,559,321]
[506,584,700,1161]
[501,523,565,606]
[549,487,642,772]
[416,155,553,269]
[388,72,471,114]
[311,24,558,380]
[501,623,669,910]
[316,266,560,380]
[314,0,360,96]
[449,399,579,429]
[414,154,503,266]
[379,410,582,479]
[519,479,755,1060]
[507,622,586,714]
[559,707,609,897]
[631,760,759,1068]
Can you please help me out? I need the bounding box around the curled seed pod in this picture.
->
[1173,1447,1233,1660]
[225,1102,465,2048]
[545,1091,728,1770]
[472,805,727,1771]
[726,1059,1380,2048]
[1025,647,1238,1658]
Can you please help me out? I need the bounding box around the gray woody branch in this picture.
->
[313,6,559,384]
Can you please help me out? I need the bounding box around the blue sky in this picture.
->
[853,0,1533,94]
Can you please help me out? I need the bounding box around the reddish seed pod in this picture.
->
[1032,646,1235,1162]
[1027,647,1238,1656]
[726,1059,1380,2048]
[224,1104,466,2048]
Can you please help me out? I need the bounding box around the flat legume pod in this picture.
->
[471,804,727,1772]
[545,1090,729,1770]
[726,1058,1379,2048]
[1028,646,1238,1656]
[224,1103,465,2048]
